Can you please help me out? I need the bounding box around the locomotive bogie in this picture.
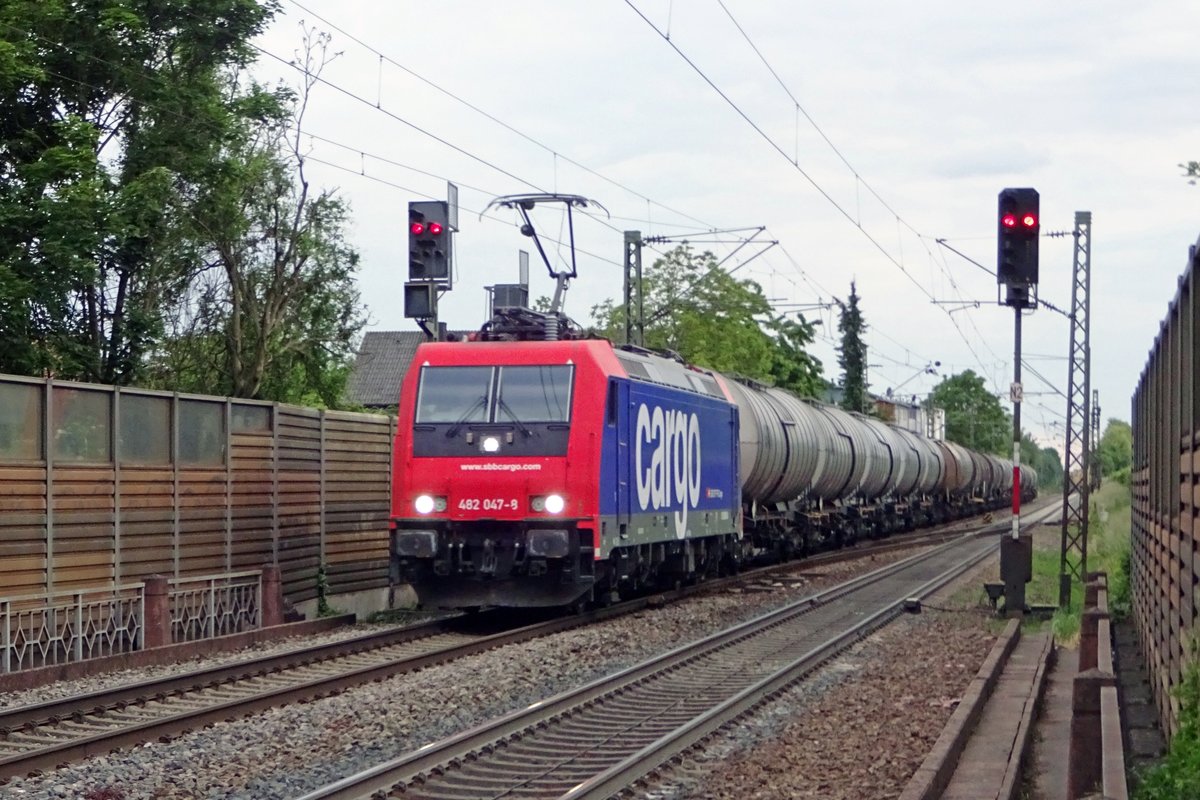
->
[391,522,598,608]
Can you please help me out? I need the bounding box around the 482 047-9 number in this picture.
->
[457,498,519,511]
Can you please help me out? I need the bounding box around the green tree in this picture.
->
[927,370,1011,455]
[0,0,278,383]
[144,30,364,407]
[836,281,868,413]
[1019,432,1063,489]
[1095,418,1133,477]
[766,314,823,398]
[590,245,822,392]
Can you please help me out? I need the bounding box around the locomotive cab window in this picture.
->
[415,366,493,424]
[495,365,574,423]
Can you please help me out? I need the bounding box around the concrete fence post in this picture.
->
[1079,608,1110,673]
[143,575,172,649]
[1069,668,1118,799]
[261,565,283,628]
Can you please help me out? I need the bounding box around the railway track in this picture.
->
[298,502,1061,800]
[0,505,1043,782]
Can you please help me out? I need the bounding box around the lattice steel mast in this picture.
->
[1059,211,1093,606]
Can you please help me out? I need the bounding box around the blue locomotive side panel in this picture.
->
[598,377,739,554]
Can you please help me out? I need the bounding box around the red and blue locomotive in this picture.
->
[389,338,744,609]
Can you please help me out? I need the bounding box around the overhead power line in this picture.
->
[626,0,1081,402]
[3,11,1008,400]
[263,5,949,371]
[283,0,719,233]
[622,1,1012,389]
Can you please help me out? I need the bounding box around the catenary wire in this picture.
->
[6,13,1015,410]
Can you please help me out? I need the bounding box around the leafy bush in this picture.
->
[1113,466,1132,487]
[1136,640,1200,799]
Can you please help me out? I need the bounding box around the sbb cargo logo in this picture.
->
[634,403,701,540]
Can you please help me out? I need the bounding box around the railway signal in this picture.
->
[997,188,1039,306]
[405,188,458,339]
[995,186,1040,616]
[404,282,437,319]
[408,200,453,282]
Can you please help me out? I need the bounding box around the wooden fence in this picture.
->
[1131,233,1200,736]
[0,374,395,607]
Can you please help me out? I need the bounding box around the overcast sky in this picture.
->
[254,0,1200,451]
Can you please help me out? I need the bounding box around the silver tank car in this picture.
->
[716,373,1025,514]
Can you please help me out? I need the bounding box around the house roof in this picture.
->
[343,331,421,407]
[345,329,467,408]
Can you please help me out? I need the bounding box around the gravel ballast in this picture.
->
[635,553,1005,800]
[2,544,972,800]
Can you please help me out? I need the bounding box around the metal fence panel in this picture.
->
[0,376,395,616]
[1132,234,1200,737]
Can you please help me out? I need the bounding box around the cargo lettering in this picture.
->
[634,403,702,539]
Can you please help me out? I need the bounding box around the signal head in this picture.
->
[996,187,1039,301]
[407,200,453,283]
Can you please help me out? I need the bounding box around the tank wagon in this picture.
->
[389,338,1036,610]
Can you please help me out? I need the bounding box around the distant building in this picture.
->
[823,384,946,440]
[344,330,467,408]
[874,394,946,440]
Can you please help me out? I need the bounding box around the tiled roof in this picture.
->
[345,330,467,408]
[344,331,424,407]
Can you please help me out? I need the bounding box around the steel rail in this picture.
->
[0,617,468,731]
[0,503,1045,783]
[0,516,966,734]
[295,502,1060,800]
[563,500,1064,800]
[0,595,719,780]
[0,500,1017,736]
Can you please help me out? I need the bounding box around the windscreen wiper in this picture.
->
[445,396,487,438]
[496,398,534,438]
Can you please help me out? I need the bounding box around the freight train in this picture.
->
[388,330,1037,610]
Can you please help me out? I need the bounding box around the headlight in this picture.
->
[481,436,501,453]
[414,495,435,514]
[544,494,565,514]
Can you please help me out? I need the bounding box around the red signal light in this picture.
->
[1001,213,1017,228]
[429,222,444,235]
[1022,214,1037,228]
[410,222,425,236]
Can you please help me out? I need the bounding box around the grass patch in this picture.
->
[1024,480,1132,644]
[1135,640,1200,799]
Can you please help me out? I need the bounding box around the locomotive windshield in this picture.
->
[415,365,574,424]
[495,366,573,423]
[415,366,493,424]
